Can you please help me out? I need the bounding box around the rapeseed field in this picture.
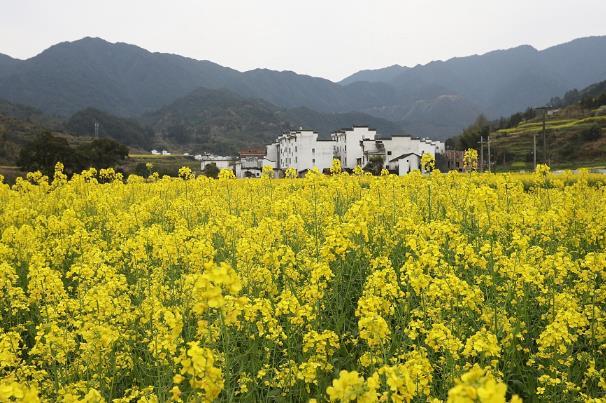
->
[0,164,605,402]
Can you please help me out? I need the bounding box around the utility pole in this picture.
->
[533,133,537,170]
[542,109,547,164]
[94,120,99,139]
[487,135,491,172]
[480,136,484,172]
[534,106,549,165]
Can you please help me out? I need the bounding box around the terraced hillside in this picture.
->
[450,80,606,170]
[489,105,606,169]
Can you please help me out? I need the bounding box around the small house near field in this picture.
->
[387,153,421,175]
[200,155,236,171]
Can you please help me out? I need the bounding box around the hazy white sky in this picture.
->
[1,0,605,81]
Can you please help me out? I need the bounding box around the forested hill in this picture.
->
[1,88,403,158]
[0,100,56,165]
[0,100,129,169]
[143,87,402,155]
[66,108,153,148]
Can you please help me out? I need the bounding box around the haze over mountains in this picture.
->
[0,36,605,143]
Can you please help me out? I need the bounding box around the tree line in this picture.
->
[549,81,606,110]
[17,133,129,176]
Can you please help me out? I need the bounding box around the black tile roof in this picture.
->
[389,152,421,162]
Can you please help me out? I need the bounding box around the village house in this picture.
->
[199,154,236,171]
[266,129,334,174]
[235,147,274,178]
[330,127,445,174]
[332,126,378,168]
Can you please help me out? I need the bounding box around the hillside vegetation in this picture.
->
[66,108,153,148]
[0,100,59,165]
[450,80,606,169]
[0,100,137,182]
[2,86,402,162]
[490,109,606,168]
[144,87,402,155]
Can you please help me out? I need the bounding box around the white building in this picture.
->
[262,126,444,176]
[195,126,444,179]
[330,129,444,174]
[387,153,421,175]
[266,143,279,166]
[200,155,236,171]
[331,126,377,169]
[361,135,444,163]
[151,149,160,155]
[235,156,276,178]
[268,129,334,173]
[235,148,268,178]
[434,140,446,155]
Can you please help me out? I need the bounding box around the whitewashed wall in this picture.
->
[332,127,377,169]
[201,159,232,170]
[398,155,421,175]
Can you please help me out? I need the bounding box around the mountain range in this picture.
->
[1,36,606,143]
